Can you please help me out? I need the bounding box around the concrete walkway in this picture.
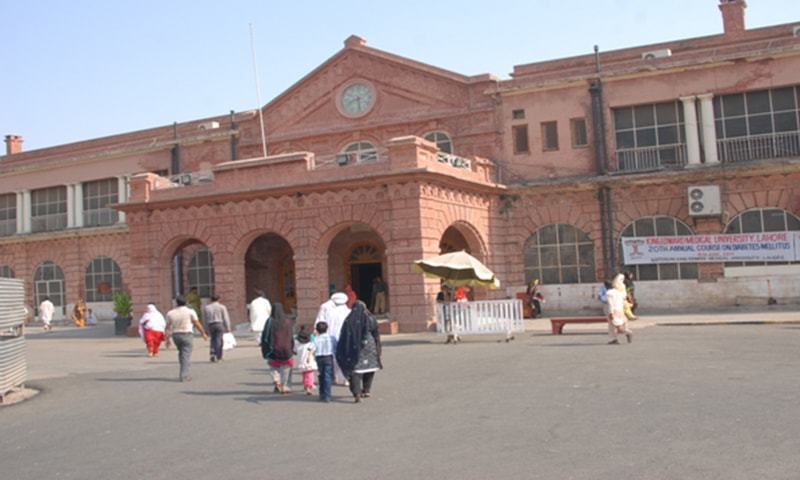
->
[16,306,799,381]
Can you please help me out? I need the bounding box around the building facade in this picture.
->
[1,1,798,330]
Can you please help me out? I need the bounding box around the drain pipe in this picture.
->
[170,122,181,175]
[588,45,617,277]
[229,110,238,161]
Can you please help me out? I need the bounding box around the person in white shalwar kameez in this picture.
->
[315,292,351,384]
[249,290,272,344]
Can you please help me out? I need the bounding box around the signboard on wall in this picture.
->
[622,231,800,265]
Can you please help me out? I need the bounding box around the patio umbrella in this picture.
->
[412,250,500,289]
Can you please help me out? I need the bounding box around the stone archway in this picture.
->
[326,223,387,311]
[244,233,296,314]
[439,221,487,260]
[164,238,214,302]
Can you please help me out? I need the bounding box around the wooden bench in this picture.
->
[550,316,607,335]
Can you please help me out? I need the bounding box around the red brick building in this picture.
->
[1,1,798,330]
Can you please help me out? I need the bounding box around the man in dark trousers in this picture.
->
[203,295,231,362]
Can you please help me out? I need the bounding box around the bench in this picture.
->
[550,316,608,335]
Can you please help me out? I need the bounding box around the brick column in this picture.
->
[293,251,329,329]
[694,217,724,281]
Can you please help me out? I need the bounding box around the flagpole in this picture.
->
[249,22,268,158]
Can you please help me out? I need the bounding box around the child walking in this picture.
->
[313,321,337,402]
[293,326,318,395]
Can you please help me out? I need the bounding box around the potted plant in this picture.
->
[112,291,133,336]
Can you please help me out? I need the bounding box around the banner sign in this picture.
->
[621,231,800,265]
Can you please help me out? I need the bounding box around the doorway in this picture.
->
[351,262,382,308]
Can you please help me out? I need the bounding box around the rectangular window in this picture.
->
[571,118,588,148]
[83,178,119,227]
[512,125,530,154]
[0,193,16,237]
[31,186,67,233]
[512,109,526,120]
[541,121,559,151]
[714,85,800,162]
[613,100,685,171]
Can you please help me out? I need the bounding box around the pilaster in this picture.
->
[680,96,701,166]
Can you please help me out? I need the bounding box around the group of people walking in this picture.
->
[136,287,383,402]
[256,290,383,403]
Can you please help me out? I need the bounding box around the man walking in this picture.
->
[249,290,271,344]
[165,295,208,382]
[39,296,55,332]
[372,276,387,314]
[203,295,231,363]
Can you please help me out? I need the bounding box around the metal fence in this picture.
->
[617,144,687,172]
[0,278,27,401]
[436,299,524,342]
[718,131,800,163]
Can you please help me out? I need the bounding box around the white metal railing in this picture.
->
[30,213,67,233]
[436,299,524,342]
[616,144,687,172]
[436,151,472,170]
[717,131,800,164]
[0,278,27,400]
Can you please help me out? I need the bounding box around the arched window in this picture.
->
[724,208,800,267]
[524,224,595,284]
[343,142,378,163]
[188,248,215,297]
[85,257,122,302]
[34,261,65,310]
[620,216,698,280]
[423,131,453,154]
[0,265,14,278]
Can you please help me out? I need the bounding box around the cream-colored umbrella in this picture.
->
[412,250,500,289]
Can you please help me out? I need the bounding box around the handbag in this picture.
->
[222,332,237,350]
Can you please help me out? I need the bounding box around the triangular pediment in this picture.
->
[262,39,486,137]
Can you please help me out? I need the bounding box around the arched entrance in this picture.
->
[245,233,296,314]
[169,239,215,300]
[327,224,387,312]
[439,225,473,255]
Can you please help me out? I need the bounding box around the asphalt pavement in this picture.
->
[2,311,799,480]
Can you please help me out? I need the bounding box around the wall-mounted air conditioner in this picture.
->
[688,185,721,216]
[170,174,193,186]
[793,25,800,38]
[642,48,672,60]
[198,121,220,130]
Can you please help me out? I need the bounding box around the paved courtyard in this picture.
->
[2,319,800,480]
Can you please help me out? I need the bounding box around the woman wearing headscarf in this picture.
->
[138,303,167,357]
[261,303,295,394]
[336,301,382,403]
[606,274,633,344]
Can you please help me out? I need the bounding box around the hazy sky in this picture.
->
[1,0,797,151]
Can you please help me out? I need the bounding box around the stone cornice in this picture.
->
[0,224,128,246]
[118,168,505,213]
[507,159,800,195]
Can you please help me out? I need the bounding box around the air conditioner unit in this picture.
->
[335,153,352,166]
[171,174,192,185]
[198,121,220,130]
[642,48,672,60]
[688,185,721,216]
[793,25,800,38]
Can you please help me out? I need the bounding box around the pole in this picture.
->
[249,23,268,158]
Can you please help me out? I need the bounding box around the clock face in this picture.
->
[340,83,374,116]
